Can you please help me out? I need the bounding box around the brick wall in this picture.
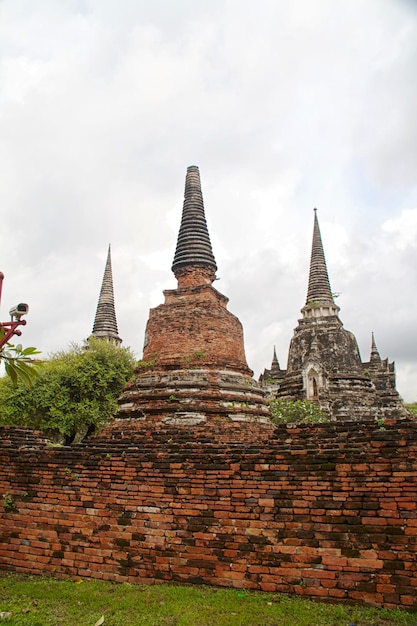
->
[0,419,416,609]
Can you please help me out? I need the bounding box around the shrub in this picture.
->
[269,398,328,424]
[0,338,135,443]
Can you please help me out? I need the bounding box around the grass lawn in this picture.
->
[0,573,415,626]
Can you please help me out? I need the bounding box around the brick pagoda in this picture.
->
[117,166,269,426]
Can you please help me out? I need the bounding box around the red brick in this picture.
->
[1,419,417,611]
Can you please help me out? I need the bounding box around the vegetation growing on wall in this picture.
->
[0,338,135,443]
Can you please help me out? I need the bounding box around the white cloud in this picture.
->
[382,208,417,250]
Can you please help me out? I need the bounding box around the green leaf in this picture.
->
[21,346,42,356]
[4,361,18,386]
[14,362,40,387]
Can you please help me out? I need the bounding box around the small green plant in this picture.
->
[363,369,371,376]
[193,350,206,359]
[137,357,158,369]
[269,399,328,424]
[376,417,386,430]
[64,468,79,480]
[307,300,319,308]
[168,394,178,403]
[183,355,191,363]
[2,493,17,512]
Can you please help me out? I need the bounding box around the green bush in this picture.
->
[269,398,328,424]
[0,338,135,443]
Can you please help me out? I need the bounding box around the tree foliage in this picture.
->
[0,338,136,443]
[269,398,328,424]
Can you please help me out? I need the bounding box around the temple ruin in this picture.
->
[116,165,269,426]
[0,167,416,609]
[260,209,407,420]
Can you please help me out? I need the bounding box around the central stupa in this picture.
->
[117,166,269,426]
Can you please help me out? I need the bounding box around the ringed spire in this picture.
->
[171,165,217,277]
[306,208,334,305]
[91,245,122,345]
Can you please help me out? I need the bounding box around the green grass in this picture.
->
[0,573,415,626]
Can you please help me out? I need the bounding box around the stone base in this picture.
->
[117,366,270,423]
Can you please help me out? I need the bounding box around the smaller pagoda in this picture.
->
[117,166,269,427]
[259,346,285,394]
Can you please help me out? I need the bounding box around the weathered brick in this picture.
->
[0,419,416,610]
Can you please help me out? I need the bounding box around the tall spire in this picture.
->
[171,166,217,279]
[370,332,381,363]
[90,245,122,345]
[270,346,281,376]
[306,209,334,305]
[301,209,340,320]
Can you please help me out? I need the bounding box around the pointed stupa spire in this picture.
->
[90,245,122,345]
[171,166,217,280]
[306,209,334,305]
[302,209,340,319]
[270,346,281,376]
[370,332,381,363]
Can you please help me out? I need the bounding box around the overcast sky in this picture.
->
[1,0,416,401]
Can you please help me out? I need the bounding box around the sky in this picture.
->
[1,0,416,401]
